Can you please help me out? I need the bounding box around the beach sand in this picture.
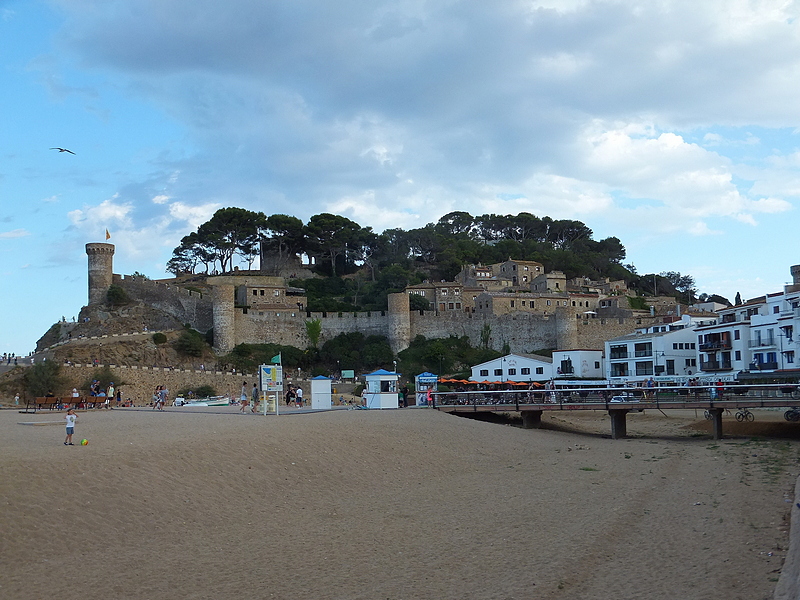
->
[1,406,798,600]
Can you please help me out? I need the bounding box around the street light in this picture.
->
[393,360,397,374]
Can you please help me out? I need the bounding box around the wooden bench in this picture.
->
[33,397,60,411]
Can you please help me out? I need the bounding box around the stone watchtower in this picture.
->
[86,242,115,305]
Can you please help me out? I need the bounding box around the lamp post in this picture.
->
[393,360,397,374]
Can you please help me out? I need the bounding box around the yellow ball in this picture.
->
[80,439,88,446]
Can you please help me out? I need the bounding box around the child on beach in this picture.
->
[64,409,78,446]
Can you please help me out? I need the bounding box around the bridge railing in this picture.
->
[431,383,800,408]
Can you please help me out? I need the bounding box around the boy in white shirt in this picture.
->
[64,409,78,446]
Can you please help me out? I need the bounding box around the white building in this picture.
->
[695,270,800,380]
[605,314,715,384]
[470,353,553,383]
[552,349,604,379]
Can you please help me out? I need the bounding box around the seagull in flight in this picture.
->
[50,147,76,154]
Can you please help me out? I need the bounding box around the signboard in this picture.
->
[260,364,284,392]
[341,369,355,380]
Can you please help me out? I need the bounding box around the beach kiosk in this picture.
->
[310,375,332,410]
[363,369,399,409]
[415,372,438,407]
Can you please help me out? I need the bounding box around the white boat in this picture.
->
[175,395,230,407]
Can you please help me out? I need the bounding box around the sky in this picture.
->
[2,0,800,354]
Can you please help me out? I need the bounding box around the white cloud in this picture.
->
[168,201,220,229]
[0,229,30,239]
[151,194,170,204]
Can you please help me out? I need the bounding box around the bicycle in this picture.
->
[735,408,754,422]
[784,407,800,422]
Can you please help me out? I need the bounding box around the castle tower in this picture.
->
[86,242,115,305]
[387,292,411,353]
[786,265,800,293]
[210,282,236,353]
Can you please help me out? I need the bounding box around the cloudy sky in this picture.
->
[2,0,800,353]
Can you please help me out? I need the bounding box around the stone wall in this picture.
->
[60,363,259,405]
[114,274,214,333]
[574,314,658,350]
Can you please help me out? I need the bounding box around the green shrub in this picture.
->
[106,284,130,306]
[24,361,65,397]
[174,329,205,357]
[152,332,167,344]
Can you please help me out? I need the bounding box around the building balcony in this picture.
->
[700,360,733,372]
[752,361,779,371]
[699,341,731,351]
[749,340,777,348]
[609,353,628,360]
[634,351,653,358]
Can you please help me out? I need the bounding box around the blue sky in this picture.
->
[3,0,800,354]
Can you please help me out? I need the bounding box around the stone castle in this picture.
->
[80,242,689,357]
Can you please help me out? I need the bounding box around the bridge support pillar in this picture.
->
[609,409,628,439]
[709,408,724,440]
[521,410,543,429]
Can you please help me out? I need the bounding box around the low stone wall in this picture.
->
[775,475,800,600]
[61,364,258,405]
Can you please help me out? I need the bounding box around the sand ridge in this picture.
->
[1,406,798,599]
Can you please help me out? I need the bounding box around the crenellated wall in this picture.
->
[114,274,214,333]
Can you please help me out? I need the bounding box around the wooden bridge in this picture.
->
[431,384,800,439]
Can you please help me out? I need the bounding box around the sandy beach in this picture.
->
[2,405,799,600]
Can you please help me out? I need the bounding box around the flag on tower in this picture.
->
[271,353,281,364]
[105,229,111,240]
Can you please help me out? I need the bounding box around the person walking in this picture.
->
[64,409,78,446]
[295,386,303,408]
[240,382,249,413]
[251,383,260,413]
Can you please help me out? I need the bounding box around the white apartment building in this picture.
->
[695,270,800,380]
[605,314,715,384]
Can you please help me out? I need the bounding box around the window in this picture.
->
[635,362,653,376]
[440,289,448,296]
[521,368,530,375]
[547,300,551,306]
[522,301,526,307]
[734,329,740,340]
[454,289,460,296]
[690,343,695,349]
[735,350,741,361]
[252,290,258,296]
[673,343,678,350]
[510,300,515,308]
[455,303,461,309]
[611,363,628,377]
[274,290,280,296]
[480,369,489,376]
[787,352,795,364]
[594,361,600,369]
[448,303,454,309]
[508,368,517,375]
[666,359,675,375]
[774,305,780,313]
[685,358,696,367]
[494,369,502,376]
[535,367,544,375]
[678,343,684,349]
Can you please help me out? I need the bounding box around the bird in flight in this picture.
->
[50,147,75,154]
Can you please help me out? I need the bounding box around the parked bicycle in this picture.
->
[735,408,754,422]
[784,407,800,422]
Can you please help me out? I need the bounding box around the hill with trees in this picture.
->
[167,208,702,310]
